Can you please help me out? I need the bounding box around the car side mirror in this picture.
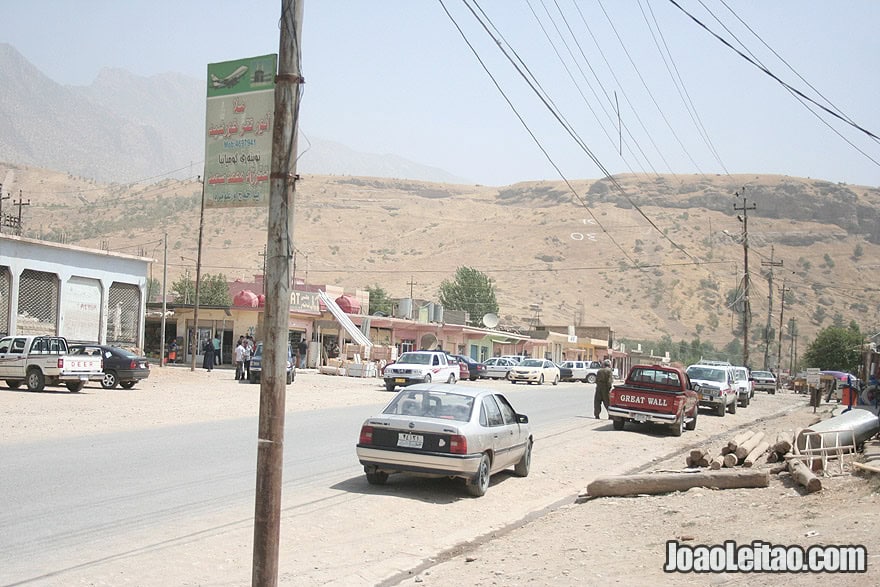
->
[516,414,529,424]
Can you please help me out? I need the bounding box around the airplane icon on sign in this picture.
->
[211,65,249,89]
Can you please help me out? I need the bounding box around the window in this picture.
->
[495,395,517,425]
[11,338,26,353]
[480,396,504,427]
[0,339,9,354]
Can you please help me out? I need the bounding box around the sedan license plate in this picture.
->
[397,433,424,449]
[634,413,647,423]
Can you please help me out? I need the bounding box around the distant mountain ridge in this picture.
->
[0,43,468,184]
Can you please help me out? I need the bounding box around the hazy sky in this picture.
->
[4,0,879,187]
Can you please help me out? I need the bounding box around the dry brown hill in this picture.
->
[3,161,879,351]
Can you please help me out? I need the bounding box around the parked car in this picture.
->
[731,365,752,407]
[481,357,518,380]
[685,362,737,416]
[556,362,573,381]
[453,354,486,381]
[447,354,469,381]
[510,358,560,386]
[559,360,603,383]
[249,342,294,385]
[383,351,458,391]
[500,355,525,364]
[1,336,104,392]
[356,383,532,496]
[750,370,777,394]
[609,364,699,436]
[68,343,150,389]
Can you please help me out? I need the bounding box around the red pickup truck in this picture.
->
[608,364,699,437]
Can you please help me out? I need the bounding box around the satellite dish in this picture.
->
[420,333,438,350]
[482,313,499,328]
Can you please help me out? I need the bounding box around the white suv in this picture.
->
[383,351,458,391]
[731,366,752,407]
[685,362,738,417]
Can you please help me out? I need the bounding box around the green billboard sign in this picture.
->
[203,54,277,208]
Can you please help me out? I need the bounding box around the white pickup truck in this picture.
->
[0,335,104,392]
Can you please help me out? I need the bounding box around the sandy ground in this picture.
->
[3,366,878,586]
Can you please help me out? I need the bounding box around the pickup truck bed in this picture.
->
[608,365,699,437]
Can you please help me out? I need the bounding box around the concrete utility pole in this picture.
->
[252,1,303,585]
[761,246,782,369]
[734,189,756,369]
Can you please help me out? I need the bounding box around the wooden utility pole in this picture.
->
[14,192,30,236]
[776,278,789,389]
[761,246,782,369]
[160,233,168,368]
[252,1,303,585]
[0,183,9,234]
[734,189,756,368]
[191,179,206,371]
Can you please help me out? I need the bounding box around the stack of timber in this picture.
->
[853,439,880,474]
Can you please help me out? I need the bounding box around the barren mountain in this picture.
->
[3,162,878,352]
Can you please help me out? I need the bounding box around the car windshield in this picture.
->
[686,366,726,382]
[384,390,475,421]
[520,359,542,367]
[398,352,431,365]
[751,371,773,378]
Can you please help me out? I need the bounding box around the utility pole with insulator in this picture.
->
[13,192,30,236]
[734,188,756,369]
[252,1,304,584]
[776,277,790,389]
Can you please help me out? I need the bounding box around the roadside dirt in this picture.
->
[395,404,880,586]
[3,367,877,586]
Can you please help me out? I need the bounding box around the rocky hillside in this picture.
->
[3,162,878,351]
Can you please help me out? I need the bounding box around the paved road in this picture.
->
[0,378,801,586]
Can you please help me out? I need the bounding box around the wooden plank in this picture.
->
[586,470,770,497]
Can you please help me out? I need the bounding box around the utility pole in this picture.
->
[14,192,30,236]
[253,1,303,585]
[761,246,782,369]
[0,183,8,234]
[776,278,789,385]
[259,244,268,294]
[788,317,797,375]
[734,188,756,369]
[160,233,168,368]
[191,178,206,371]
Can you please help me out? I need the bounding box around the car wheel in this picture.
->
[684,408,697,431]
[716,403,725,417]
[552,374,559,386]
[249,374,258,384]
[6,380,22,389]
[769,389,776,395]
[120,381,136,389]
[728,398,737,414]
[505,371,512,380]
[26,369,45,392]
[365,470,388,485]
[669,415,683,437]
[514,439,532,477]
[470,376,478,381]
[101,371,119,389]
[384,380,396,391]
[467,453,491,497]
[286,370,293,385]
[740,395,750,408]
[447,373,456,384]
[66,381,84,393]
[612,418,625,431]
[587,374,597,384]
[539,374,544,385]
[510,380,516,384]
[424,373,432,383]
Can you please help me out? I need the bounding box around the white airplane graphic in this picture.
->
[211,65,249,89]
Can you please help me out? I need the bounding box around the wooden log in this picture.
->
[743,441,770,467]
[728,430,754,452]
[852,461,880,474]
[792,428,803,455]
[787,459,822,493]
[709,455,724,470]
[586,469,771,497]
[771,436,792,456]
[736,431,766,461]
[685,455,694,468]
[690,448,708,462]
[723,453,738,468]
[769,462,788,475]
[697,457,710,468]
[767,450,779,463]
[721,446,732,455]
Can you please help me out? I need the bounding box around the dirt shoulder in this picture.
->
[395,403,880,586]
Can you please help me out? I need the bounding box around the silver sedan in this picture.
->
[356,384,533,496]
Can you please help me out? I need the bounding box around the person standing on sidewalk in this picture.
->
[234,338,246,380]
[212,334,221,366]
[297,338,308,369]
[202,337,215,371]
[594,359,614,419]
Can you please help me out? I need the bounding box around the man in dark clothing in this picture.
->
[594,359,614,419]
[297,339,308,369]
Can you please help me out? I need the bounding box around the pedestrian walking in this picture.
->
[297,338,308,369]
[243,335,254,380]
[202,337,215,371]
[594,359,614,419]
[234,338,246,380]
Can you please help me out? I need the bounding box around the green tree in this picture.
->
[365,284,393,315]
[170,271,230,306]
[803,324,863,373]
[438,266,498,326]
[146,277,161,302]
